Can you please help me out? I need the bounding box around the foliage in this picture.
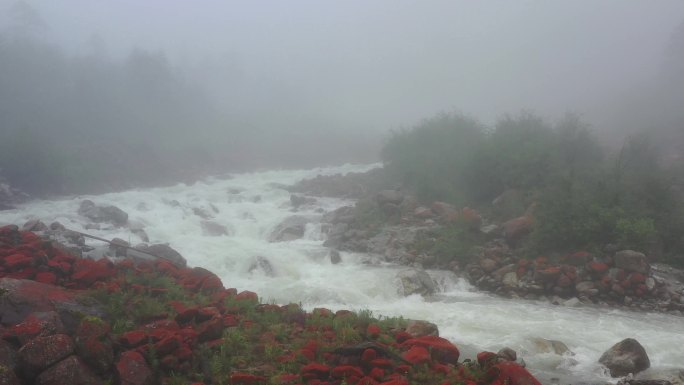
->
[382,111,684,260]
[382,112,486,205]
[413,220,487,266]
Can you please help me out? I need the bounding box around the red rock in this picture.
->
[366,324,381,338]
[223,314,239,327]
[335,309,354,318]
[199,274,224,293]
[176,328,199,345]
[5,312,64,346]
[120,331,148,348]
[155,334,182,355]
[556,274,573,288]
[300,348,316,361]
[235,290,258,302]
[369,367,384,381]
[564,251,591,266]
[0,366,20,385]
[175,307,199,324]
[431,363,451,375]
[18,334,75,373]
[477,351,498,367]
[361,348,377,363]
[402,346,431,364]
[6,267,37,280]
[196,318,224,342]
[487,361,542,385]
[75,318,113,374]
[379,377,409,385]
[534,267,561,283]
[277,374,299,384]
[630,273,646,284]
[160,354,179,371]
[116,351,153,385]
[588,262,609,275]
[502,216,533,243]
[370,358,393,368]
[358,377,380,385]
[34,272,57,285]
[47,260,71,275]
[332,365,364,379]
[35,355,101,385]
[174,345,194,362]
[301,362,330,379]
[401,336,460,364]
[3,253,34,269]
[312,308,333,318]
[394,331,412,343]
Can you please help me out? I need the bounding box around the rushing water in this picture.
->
[1,164,682,384]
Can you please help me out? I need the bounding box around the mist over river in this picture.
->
[1,164,682,384]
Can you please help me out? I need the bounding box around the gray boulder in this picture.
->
[201,220,230,236]
[599,338,650,377]
[134,244,187,267]
[405,320,439,337]
[248,256,275,276]
[376,190,404,205]
[269,216,309,242]
[397,269,437,296]
[615,250,651,274]
[77,200,128,226]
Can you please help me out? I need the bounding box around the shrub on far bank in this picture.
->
[382,111,684,263]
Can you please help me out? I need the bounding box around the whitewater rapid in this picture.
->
[1,164,682,384]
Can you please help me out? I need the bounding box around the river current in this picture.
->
[1,164,682,384]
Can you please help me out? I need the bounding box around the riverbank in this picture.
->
[291,170,684,318]
[1,164,683,384]
[0,224,544,385]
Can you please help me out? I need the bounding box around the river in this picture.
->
[1,164,682,384]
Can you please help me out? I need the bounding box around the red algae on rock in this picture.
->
[0,225,543,385]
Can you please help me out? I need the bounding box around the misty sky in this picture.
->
[3,0,684,132]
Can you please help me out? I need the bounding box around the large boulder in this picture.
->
[116,351,153,385]
[376,190,404,206]
[77,200,128,226]
[0,278,105,327]
[614,250,650,274]
[0,182,29,211]
[397,269,437,296]
[290,194,316,209]
[18,334,75,374]
[599,338,650,377]
[269,216,309,242]
[132,244,187,267]
[405,320,439,337]
[35,355,102,385]
[502,216,533,244]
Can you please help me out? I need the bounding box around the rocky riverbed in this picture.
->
[2,164,684,384]
[0,223,546,385]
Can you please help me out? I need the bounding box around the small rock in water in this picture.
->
[397,268,437,296]
[329,250,342,265]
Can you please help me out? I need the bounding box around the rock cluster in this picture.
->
[0,224,543,385]
[0,181,29,211]
[465,244,684,313]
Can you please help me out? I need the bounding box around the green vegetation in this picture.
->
[383,111,684,263]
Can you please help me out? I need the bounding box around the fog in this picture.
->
[1,0,684,194]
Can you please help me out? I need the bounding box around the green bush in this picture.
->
[382,111,684,261]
